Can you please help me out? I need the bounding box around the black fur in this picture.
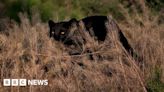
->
[48,16,134,56]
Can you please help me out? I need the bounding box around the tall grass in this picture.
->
[0,2,164,92]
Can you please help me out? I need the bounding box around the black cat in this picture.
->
[48,16,135,56]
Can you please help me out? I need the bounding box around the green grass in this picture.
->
[147,67,164,92]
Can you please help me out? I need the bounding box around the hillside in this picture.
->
[0,0,164,92]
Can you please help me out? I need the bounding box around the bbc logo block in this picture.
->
[19,79,27,86]
[3,79,10,86]
[11,79,19,86]
[3,79,27,86]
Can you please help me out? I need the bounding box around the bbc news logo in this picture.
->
[3,79,48,86]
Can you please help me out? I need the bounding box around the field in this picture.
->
[0,0,164,92]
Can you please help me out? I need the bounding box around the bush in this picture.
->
[146,0,164,12]
[147,67,164,92]
[1,0,127,22]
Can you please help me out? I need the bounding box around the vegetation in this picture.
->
[0,0,163,21]
[0,0,163,92]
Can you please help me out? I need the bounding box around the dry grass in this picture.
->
[0,3,164,92]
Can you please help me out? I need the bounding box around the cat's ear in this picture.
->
[69,18,78,27]
[48,20,56,27]
[69,18,77,24]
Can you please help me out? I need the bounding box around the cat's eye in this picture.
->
[61,32,65,35]
[52,31,55,34]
